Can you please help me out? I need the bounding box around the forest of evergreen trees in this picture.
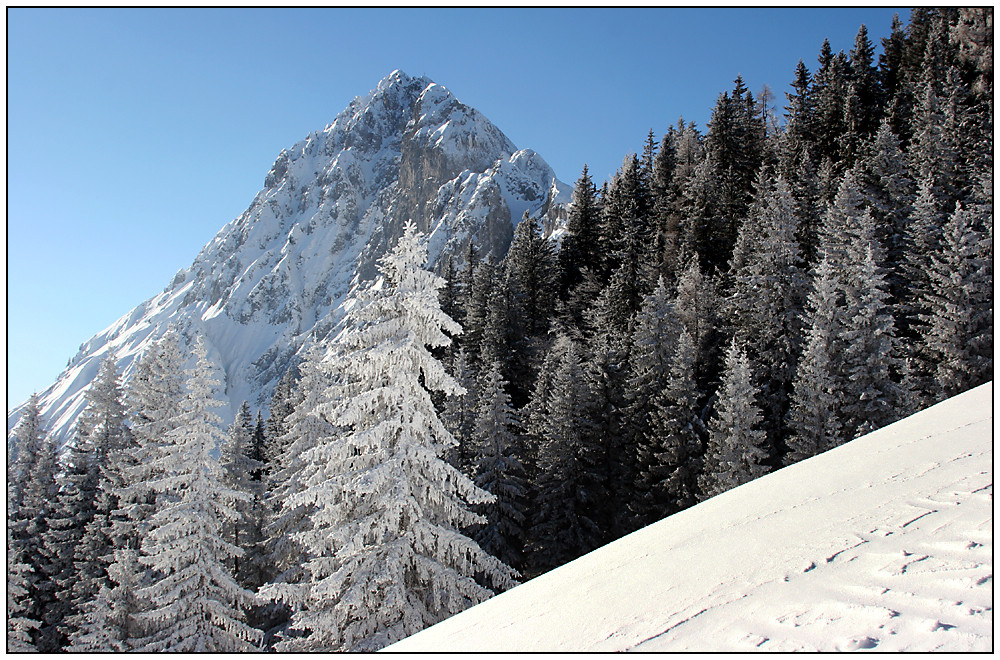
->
[7,7,992,653]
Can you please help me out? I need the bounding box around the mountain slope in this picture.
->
[386,382,994,652]
[10,70,571,444]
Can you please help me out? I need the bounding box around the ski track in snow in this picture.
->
[385,383,993,653]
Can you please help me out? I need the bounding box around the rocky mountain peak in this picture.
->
[10,71,572,446]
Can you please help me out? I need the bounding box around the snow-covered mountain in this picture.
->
[386,382,994,652]
[10,70,571,445]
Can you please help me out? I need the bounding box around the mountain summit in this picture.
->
[12,70,571,443]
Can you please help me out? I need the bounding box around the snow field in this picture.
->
[385,382,993,652]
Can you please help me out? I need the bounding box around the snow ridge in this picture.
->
[10,70,571,445]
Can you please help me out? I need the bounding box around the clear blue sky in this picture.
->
[7,7,909,411]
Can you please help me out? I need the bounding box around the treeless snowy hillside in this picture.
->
[387,382,993,652]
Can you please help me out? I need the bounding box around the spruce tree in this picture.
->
[528,336,601,575]
[700,340,770,500]
[626,278,681,529]
[785,258,844,464]
[260,343,338,647]
[57,355,132,645]
[7,527,40,652]
[581,333,629,542]
[840,235,903,438]
[729,175,808,459]
[558,165,601,300]
[9,398,61,651]
[472,361,527,573]
[45,420,101,649]
[441,348,479,477]
[674,253,721,395]
[221,401,267,591]
[264,223,516,651]
[859,120,915,308]
[123,328,187,539]
[263,363,303,473]
[66,547,143,651]
[919,203,992,400]
[133,337,261,652]
[642,329,704,521]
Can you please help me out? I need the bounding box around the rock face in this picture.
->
[11,70,571,446]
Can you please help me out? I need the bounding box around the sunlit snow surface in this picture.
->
[386,383,993,652]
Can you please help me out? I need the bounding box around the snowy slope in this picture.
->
[386,383,994,653]
[9,70,571,445]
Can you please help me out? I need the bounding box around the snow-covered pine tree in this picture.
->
[441,347,479,477]
[817,167,870,269]
[69,337,185,652]
[919,202,992,400]
[505,211,557,339]
[674,253,721,394]
[838,205,903,438]
[66,547,143,652]
[462,255,497,364]
[728,174,808,458]
[519,332,574,525]
[700,340,770,500]
[221,401,267,590]
[471,361,527,573]
[626,277,681,529]
[7,517,39,651]
[258,342,338,649]
[122,328,187,539]
[528,335,601,575]
[646,329,704,519]
[858,120,915,305]
[9,398,62,652]
[133,336,261,652]
[45,417,101,649]
[583,333,629,542]
[8,393,47,513]
[58,354,132,645]
[501,211,557,404]
[785,257,845,464]
[558,165,602,301]
[263,363,303,472]
[267,223,516,652]
[899,174,946,402]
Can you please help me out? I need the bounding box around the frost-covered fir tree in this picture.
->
[133,337,261,652]
[645,329,704,519]
[9,398,62,651]
[66,547,143,652]
[785,258,845,464]
[263,364,303,471]
[7,522,39,651]
[583,333,629,541]
[674,253,720,382]
[45,418,101,649]
[122,328,187,538]
[442,347,479,477]
[919,203,992,400]
[626,277,681,528]
[528,335,601,574]
[266,223,516,652]
[58,354,131,645]
[259,342,339,646]
[728,174,808,455]
[858,120,915,303]
[221,401,267,590]
[841,237,903,438]
[700,340,770,500]
[472,361,527,573]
